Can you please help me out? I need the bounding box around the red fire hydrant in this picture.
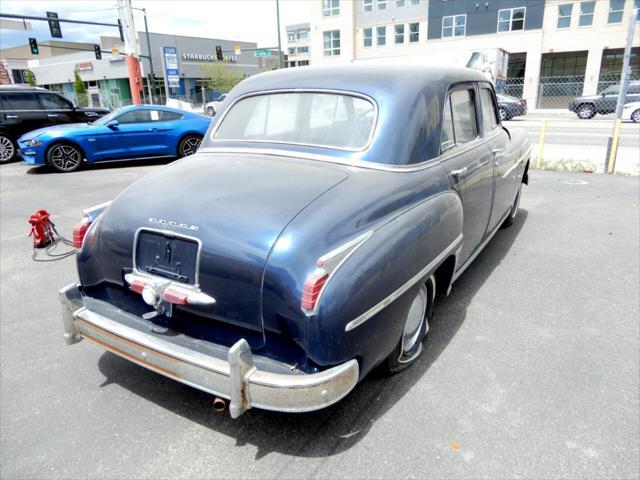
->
[28,209,55,248]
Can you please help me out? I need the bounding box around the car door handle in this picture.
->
[6,115,18,119]
[47,113,59,118]
[450,167,468,182]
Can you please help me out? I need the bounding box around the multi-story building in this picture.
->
[286,23,312,67]
[308,0,640,108]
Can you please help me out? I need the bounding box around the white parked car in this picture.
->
[205,94,227,116]
[622,101,640,123]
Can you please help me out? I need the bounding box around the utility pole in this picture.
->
[605,7,638,174]
[275,0,282,69]
[118,0,143,105]
[133,7,156,104]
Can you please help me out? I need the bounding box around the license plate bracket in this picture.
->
[135,230,199,285]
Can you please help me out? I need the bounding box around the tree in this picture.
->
[73,69,88,107]
[201,63,243,96]
[24,70,36,86]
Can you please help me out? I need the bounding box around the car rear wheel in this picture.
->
[577,104,595,120]
[0,134,16,163]
[632,109,640,123]
[502,184,522,228]
[47,142,83,172]
[178,134,203,158]
[207,107,215,117]
[498,107,508,121]
[383,275,436,374]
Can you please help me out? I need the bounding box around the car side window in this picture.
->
[450,89,478,144]
[441,99,455,152]
[116,110,153,124]
[479,88,499,132]
[37,93,73,110]
[1,92,39,110]
[159,110,183,121]
[627,85,640,95]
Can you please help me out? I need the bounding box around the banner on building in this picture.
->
[163,46,180,89]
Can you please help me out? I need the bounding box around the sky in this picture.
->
[0,0,314,51]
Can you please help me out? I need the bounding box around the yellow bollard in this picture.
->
[607,119,622,174]
[535,120,547,169]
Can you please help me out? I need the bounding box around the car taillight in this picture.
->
[72,201,111,248]
[72,218,92,247]
[300,230,373,314]
[301,271,329,311]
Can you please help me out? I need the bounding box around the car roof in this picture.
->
[212,64,488,166]
[116,104,192,115]
[0,85,49,92]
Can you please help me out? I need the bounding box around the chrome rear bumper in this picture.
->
[59,284,359,418]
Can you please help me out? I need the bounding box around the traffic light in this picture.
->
[46,11,62,38]
[29,38,39,55]
[94,45,102,60]
[215,46,223,61]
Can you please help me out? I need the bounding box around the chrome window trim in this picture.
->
[209,88,379,153]
[345,234,463,332]
[132,227,203,287]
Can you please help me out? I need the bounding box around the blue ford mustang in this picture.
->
[18,105,211,172]
[60,65,530,418]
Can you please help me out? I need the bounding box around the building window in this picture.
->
[395,24,405,44]
[363,27,373,47]
[442,14,466,37]
[497,7,526,32]
[396,0,405,6]
[364,0,373,12]
[297,30,308,40]
[579,2,595,26]
[409,22,420,42]
[287,33,295,42]
[298,60,310,66]
[323,0,339,17]
[298,46,309,54]
[557,4,573,28]
[289,61,296,67]
[410,0,420,4]
[288,47,296,55]
[608,0,624,23]
[378,0,387,10]
[323,30,340,56]
[376,26,387,45]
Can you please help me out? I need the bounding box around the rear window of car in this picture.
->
[160,110,183,121]
[213,92,376,150]
[0,92,39,110]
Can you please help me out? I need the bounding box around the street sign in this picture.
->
[254,49,272,58]
[163,46,180,89]
[46,12,62,38]
[234,45,241,55]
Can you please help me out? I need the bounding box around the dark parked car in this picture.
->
[0,85,109,163]
[497,93,527,121]
[60,65,530,418]
[569,81,640,119]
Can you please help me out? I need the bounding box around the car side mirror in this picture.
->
[106,120,119,129]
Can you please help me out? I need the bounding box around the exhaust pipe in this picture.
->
[212,396,227,413]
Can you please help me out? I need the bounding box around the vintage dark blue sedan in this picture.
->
[60,65,530,418]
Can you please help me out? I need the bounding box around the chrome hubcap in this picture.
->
[401,285,429,354]
[0,136,14,162]
[182,137,201,156]
[633,110,640,123]
[579,107,592,118]
[50,145,81,171]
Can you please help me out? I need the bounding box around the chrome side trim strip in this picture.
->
[345,234,463,332]
[502,147,531,179]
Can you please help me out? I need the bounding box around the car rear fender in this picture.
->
[306,189,463,377]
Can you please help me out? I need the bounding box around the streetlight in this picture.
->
[132,7,156,103]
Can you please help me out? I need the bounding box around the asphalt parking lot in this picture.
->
[1,159,638,479]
